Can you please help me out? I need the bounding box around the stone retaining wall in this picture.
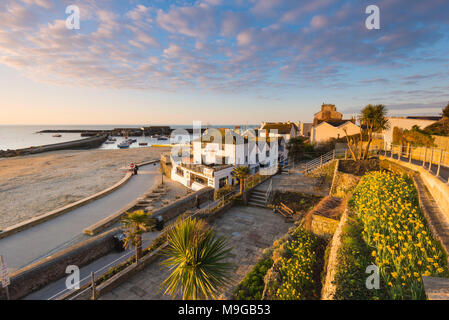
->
[321,208,349,300]
[310,214,339,240]
[83,186,214,235]
[0,228,118,300]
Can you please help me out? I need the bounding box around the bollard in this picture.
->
[91,272,97,300]
[436,149,443,177]
[423,148,427,167]
[409,147,412,163]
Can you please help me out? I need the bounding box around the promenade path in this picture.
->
[25,198,216,300]
[100,205,292,300]
[384,151,449,182]
[0,163,160,271]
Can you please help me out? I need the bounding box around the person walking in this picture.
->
[196,195,200,209]
[133,164,139,175]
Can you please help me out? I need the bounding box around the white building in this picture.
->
[169,128,288,190]
[259,122,299,141]
[311,121,361,144]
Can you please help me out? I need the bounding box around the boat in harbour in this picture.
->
[52,134,62,137]
[117,141,130,149]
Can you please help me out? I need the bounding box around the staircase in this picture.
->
[248,179,273,208]
[248,189,268,207]
[302,150,336,174]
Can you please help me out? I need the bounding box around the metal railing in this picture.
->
[383,144,449,183]
[303,150,336,174]
[265,179,273,206]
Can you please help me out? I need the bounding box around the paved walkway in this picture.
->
[255,172,330,197]
[384,151,449,182]
[100,205,292,300]
[24,195,213,300]
[0,163,160,271]
[414,175,449,256]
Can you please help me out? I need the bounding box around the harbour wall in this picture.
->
[0,134,108,158]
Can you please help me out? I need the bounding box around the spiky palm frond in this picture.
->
[233,166,250,194]
[121,210,151,249]
[232,166,250,179]
[160,216,233,300]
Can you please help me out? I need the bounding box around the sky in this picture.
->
[0,0,448,125]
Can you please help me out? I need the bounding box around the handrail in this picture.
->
[265,179,273,206]
[303,149,336,174]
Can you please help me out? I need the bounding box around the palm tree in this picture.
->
[359,104,389,159]
[233,166,250,194]
[160,216,232,300]
[121,210,152,262]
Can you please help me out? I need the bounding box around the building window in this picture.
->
[192,174,207,185]
[176,167,184,177]
[219,177,228,188]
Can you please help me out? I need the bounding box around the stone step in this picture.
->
[248,201,266,208]
[251,194,266,201]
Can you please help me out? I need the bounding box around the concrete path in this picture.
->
[255,172,330,197]
[414,175,449,256]
[0,163,160,271]
[385,151,449,182]
[100,205,292,300]
[25,199,216,300]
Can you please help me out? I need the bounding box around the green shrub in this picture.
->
[214,185,234,200]
[233,256,273,300]
[333,215,388,300]
[265,228,326,300]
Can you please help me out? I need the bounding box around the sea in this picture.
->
[0,124,258,151]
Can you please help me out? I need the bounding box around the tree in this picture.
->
[160,216,232,300]
[403,125,435,147]
[121,210,152,262]
[442,103,449,118]
[286,137,314,162]
[233,166,250,194]
[359,104,389,159]
[344,104,389,161]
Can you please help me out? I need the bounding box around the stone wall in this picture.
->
[159,154,172,179]
[330,171,360,198]
[321,208,349,299]
[0,228,118,300]
[152,187,214,222]
[310,214,339,240]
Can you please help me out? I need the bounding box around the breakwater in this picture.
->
[38,126,173,137]
[0,134,108,158]
[38,126,206,137]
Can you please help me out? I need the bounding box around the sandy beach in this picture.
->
[0,147,170,230]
